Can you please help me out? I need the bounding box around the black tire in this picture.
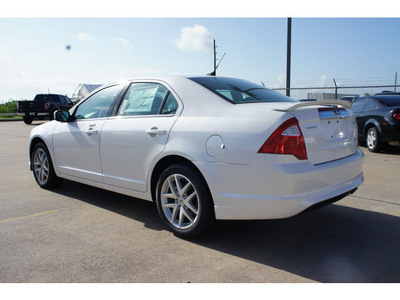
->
[155,164,215,238]
[366,127,381,153]
[23,116,33,124]
[49,107,59,121]
[31,142,63,189]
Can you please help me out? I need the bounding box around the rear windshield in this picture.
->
[376,96,400,107]
[35,95,58,102]
[189,77,297,104]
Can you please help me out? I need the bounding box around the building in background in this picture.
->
[307,92,359,100]
[71,84,103,103]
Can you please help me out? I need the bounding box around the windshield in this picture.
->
[376,96,400,107]
[189,77,297,104]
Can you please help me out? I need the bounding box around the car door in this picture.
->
[357,98,381,136]
[351,98,368,138]
[53,84,123,182]
[100,81,180,192]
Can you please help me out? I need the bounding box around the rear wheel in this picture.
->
[23,116,33,124]
[155,165,215,238]
[32,142,63,189]
[366,127,381,152]
[49,107,59,120]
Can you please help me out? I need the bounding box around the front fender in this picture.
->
[29,121,58,171]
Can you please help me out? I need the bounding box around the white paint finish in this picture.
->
[52,119,106,182]
[100,115,178,192]
[29,75,365,221]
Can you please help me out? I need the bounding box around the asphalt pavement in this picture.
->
[1,120,399,283]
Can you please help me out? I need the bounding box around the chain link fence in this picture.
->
[269,78,398,100]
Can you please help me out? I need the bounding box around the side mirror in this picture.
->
[55,110,72,122]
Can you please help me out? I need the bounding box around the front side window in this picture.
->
[118,83,171,116]
[75,85,122,119]
[63,96,73,105]
[59,96,66,105]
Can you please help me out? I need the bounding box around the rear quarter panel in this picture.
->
[164,105,289,165]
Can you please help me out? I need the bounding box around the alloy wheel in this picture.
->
[160,174,200,230]
[33,148,50,185]
[367,129,377,150]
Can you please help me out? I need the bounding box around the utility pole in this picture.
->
[286,18,292,97]
[333,78,338,99]
[395,72,398,92]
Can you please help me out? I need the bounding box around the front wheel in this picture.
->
[366,127,381,152]
[155,165,215,238]
[32,142,63,189]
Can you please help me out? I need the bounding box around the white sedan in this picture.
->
[29,76,364,237]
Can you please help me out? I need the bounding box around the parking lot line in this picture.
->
[351,195,400,206]
[0,210,57,224]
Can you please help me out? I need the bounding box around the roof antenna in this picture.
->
[208,39,226,76]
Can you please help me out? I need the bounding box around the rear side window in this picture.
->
[364,99,378,111]
[161,93,178,115]
[189,77,297,104]
[352,99,367,113]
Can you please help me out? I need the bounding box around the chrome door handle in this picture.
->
[85,128,98,135]
[146,127,166,136]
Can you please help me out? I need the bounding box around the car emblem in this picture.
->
[333,109,341,116]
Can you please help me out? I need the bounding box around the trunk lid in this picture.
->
[277,100,358,165]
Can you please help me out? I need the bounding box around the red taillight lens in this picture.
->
[17,103,20,110]
[393,113,400,120]
[44,103,50,110]
[258,117,307,160]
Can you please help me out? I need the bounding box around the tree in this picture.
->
[0,100,18,113]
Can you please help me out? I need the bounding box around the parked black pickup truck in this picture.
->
[17,94,74,124]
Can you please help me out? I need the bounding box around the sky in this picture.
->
[1,2,400,102]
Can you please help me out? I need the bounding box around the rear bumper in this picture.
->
[17,112,48,117]
[195,148,364,220]
[300,187,358,215]
[381,124,400,143]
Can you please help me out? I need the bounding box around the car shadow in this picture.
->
[26,122,46,126]
[53,180,165,232]
[54,180,400,283]
[198,205,400,283]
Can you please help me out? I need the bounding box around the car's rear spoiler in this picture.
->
[274,100,352,112]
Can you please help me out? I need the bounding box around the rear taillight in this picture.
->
[393,113,400,120]
[17,103,20,110]
[44,103,50,110]
[258,117,307,160]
